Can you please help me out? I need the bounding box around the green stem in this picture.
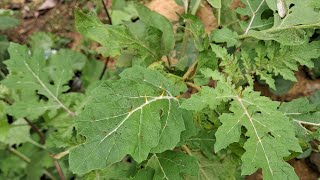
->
[8,147,56,180]
[191,0,202,15]
[183,60,198,81]
[185,82,202,91]
[217,8,221,26]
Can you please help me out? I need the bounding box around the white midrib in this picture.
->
[74,95,177,171]
[244,0,266,34]
[236,95,273,175]
[23,60,74,116]
[153,154,169,180]
[99,95,177,144]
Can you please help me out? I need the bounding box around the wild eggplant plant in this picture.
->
[1,0,320,179]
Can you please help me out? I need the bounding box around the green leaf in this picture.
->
[2,43,86,119]
[69,66,188,174]
[236,0,273,32]
[132,167,155,180]
[136,4,175,55]
[82,160,138,180]
[146,151,199,179]
[75,9,169,64]
[26,151,52,180]
[239,0,320,45]
[207,0,221,8]
[280,97,320,128]
[239,41,320,88]
[0,119,39,147]
[186,151,241,180]
[211,28,239,47]
[210,44,243,83]
[0,11,19,30]
[29,32,54,52]
[0,101,9,142]
[181,14,206,51]
[181,70,301,179]
[186,130,216,159]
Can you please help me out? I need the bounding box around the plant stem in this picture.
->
[101,0,112,25]
[185,82,202,91]
[166,55,172,67]
[99,0,112,81]
[191,0,202,15]
[8,146,31,162]
[53,149,70,159]
[1,99,46,145]
[8,147,56,180]
[217,8,221,27]
[181,145,193,155]
[25,118,46,145]
[183,60,198,81]
[244,0,266,34]
[99,57,110,80]
[53,160,65,180]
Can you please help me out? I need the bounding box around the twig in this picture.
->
[181,145,193,156]
[166,55,172,67]
[52,149,70,160]
[191,0,202,15]
[244,0,266,34]
[99,0,112,80]
[8,146,31,162]
[8,147,56,180]
[185,82,202,91]
[24,118,46,145]
[101,0,112,25]
[1,98,46,145]
[217,8,221,27]
[99,57,110,80]
[183,60,198,81]
[293,119,320,127]
[53,160,65,180]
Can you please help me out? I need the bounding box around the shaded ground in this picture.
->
[1,0,320,179]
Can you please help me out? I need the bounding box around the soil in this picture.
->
[1,0,320,179]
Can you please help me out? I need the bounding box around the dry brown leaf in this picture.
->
[147,0,184,22]
[197,1,218,33]
[38,0,57,11]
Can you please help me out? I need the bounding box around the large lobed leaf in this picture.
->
[181,70,301,179]
[2,43,86,118]
[75,6,174,64]
[69,66,188,174]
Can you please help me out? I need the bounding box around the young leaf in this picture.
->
[75,9,173,64]
[136,4,175,55]
[236,0,273,33]
[186,151,241,180]
[69,66,187,174]
[181,70,301,179]
[145,151,199,179]
[2,43,86,118]
[279,98,320,128]
[0,10,19,30]
[240,0,320,45]
[211,28,239,47]
[181,14,206,51]
[0,119,38,147]
[247,41,320,84]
